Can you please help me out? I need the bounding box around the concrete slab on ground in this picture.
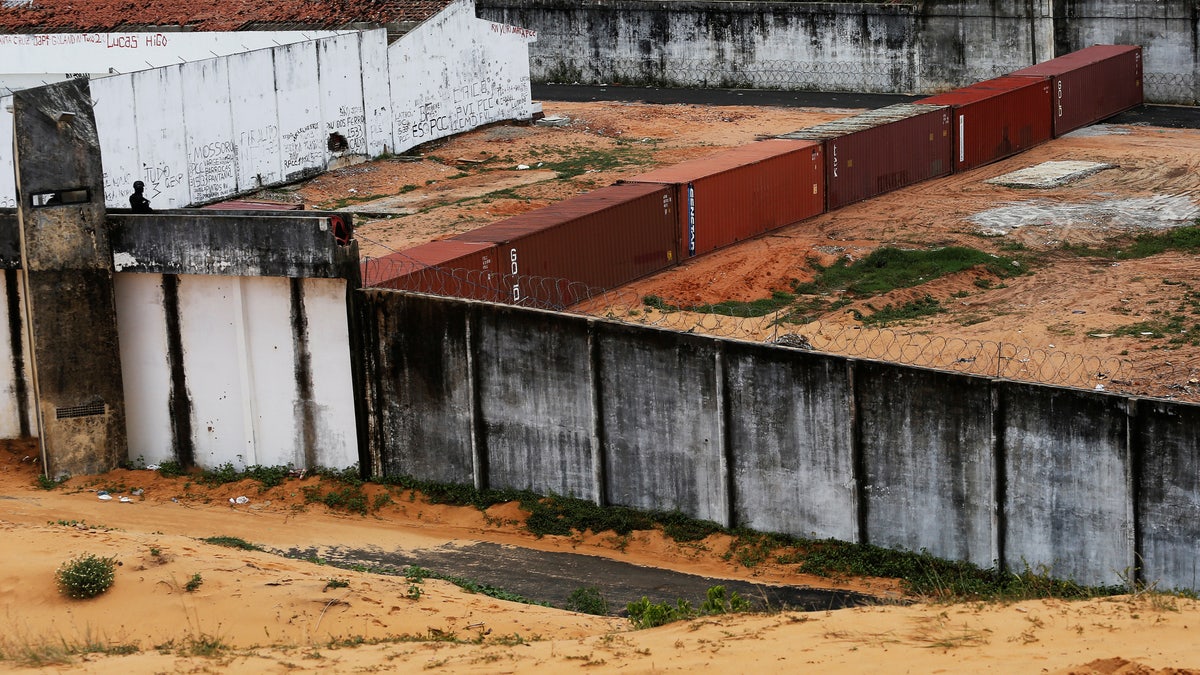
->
[986,161,1116,189]
[337,169,558,216]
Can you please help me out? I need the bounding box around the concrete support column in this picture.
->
[12,80,127,478]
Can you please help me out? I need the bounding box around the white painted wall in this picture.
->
[390,0,535,149]
[114,273,359,470]
[0,270,35,438]
[1,3,535,208]
[0,31,351,94]
[0,94,12,209]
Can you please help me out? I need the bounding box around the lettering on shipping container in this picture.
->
[687,183,696,257]
[958,114,965,163]
[1057,80,1063,118]
[509,248,520,302]
[831,144,838,179]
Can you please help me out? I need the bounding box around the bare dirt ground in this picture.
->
[3,440,1200,674]
[289,99,1200,400]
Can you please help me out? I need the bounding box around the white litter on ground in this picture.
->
[986,161,1116,189]
[970,194,1200,236]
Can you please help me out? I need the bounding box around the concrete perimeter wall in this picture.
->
[478,0,1199,104]
[359,290,1200,590]
[0,0,534,209]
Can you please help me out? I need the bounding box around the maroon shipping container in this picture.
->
[778,103,952,211]
[453,182,677,308]
[1009,45,1143,137]
[622,139,825,259]
[361,240,500,301]
[916,76,1053,172]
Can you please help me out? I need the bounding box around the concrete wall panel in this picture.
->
[0,269,33,438]
[598,323,727,524]
[238,276,302,468]
[113,273,174,465]
[859,362,997,567]
[91,75,140,208]
[1002,382,1133,586]
[181,59,238,205]
[317,35,368,159]
[360,291,476,484]
[132,66,190,209]
[275,43,325,184]
[725,342,856,541]
[1136,399,1200,590]
[358,31,395,157]
[300,277,359,470]
[228,49,284,192]
[475,306,595,500]
[0,96,13,209]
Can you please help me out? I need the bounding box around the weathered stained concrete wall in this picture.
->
[479,0,1198,104]
[13,80,127,477]
[0,213,34,440]
[361,291,1200,589]
[474,305,597,500]
[1002,382,1133,586]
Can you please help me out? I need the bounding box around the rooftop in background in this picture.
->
[0,0,453,34]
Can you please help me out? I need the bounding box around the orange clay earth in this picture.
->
[2,439,1199,673]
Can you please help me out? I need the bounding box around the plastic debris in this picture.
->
[97,494,113,501]
[131,488,144,496]
[145,464,160,470]
[119,496,133,503]
[230,496,250,505]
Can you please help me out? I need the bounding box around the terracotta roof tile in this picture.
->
[0,0,451,32]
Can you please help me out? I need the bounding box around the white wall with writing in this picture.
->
[0,0,535,209]
[0,95,13,210]
[390,0,535,149]
[0,31,351,94]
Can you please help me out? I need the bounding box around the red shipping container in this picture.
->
[361,240,499,301]
[1009,45,1143,137]
[778,103,952,210]
[916,76,1053,172]
[622,139,825,259]
[453,182,677,308]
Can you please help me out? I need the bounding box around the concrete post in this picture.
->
[12,80,127,477]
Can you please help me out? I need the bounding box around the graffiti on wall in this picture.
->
[0,33,171,48]
[397,76,523,142]
[188,139,237,202]
[327,104,367,155]
[282,122,324,174]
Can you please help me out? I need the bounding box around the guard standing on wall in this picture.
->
[129,181,152,213]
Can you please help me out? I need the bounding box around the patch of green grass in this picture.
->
[795,246,1024,297]
[794,539,1122,600]
[642,290,796,318]
[156,460,186,478]
[626,585,754,629]
[853,294,944,326]
[184,573,203,593]
[1062,224,1200,260]
[35,474,63,490]
[200,536,263,551]
[540,145,653,178]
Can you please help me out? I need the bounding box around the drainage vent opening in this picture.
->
[56,402,106,419]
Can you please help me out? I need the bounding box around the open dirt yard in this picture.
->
[290,98,1200,400]
[3,440,1200,674]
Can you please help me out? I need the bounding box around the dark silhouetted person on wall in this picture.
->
[130,181,152,213]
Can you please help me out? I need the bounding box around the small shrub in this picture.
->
[701,585,751,615]
[324,578,350,591]
[566,586,609,615]
[185,573,203,592]
[157,460,186,478]
[406,584,422,600]
[56,554,117,599]
[626,597,695,629]
[200,536,262,551]
[35,474,63,490]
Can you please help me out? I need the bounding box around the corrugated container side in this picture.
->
[780,104,952,210]
[362,240,500,301]
[453,182,677,308]
[623,139,825,258]
[917,76,1053,172]
[1009,45,1143,137]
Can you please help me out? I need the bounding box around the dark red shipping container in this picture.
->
[452,182,677,308]
[778,103,952,210]
[361,240,500,301]
[1009,45,1143,137]
[916,76,1053,172]
[622,139,825,259]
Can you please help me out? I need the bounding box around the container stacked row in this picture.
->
[364,45,1142,309]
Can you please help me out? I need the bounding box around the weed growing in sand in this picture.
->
[566,586,610,615]
[324,578,350,591]
[55,553,117,599]
[156,460,186,478]
[406,584,422,600]
[200,536,263,551]
[627,585,756,629]
[0,632,138,667]
[1061,223,1200,260]
[853,294,945,326]
[701,585,752,615]
[184,573,203,592]
[35,474,64,490]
